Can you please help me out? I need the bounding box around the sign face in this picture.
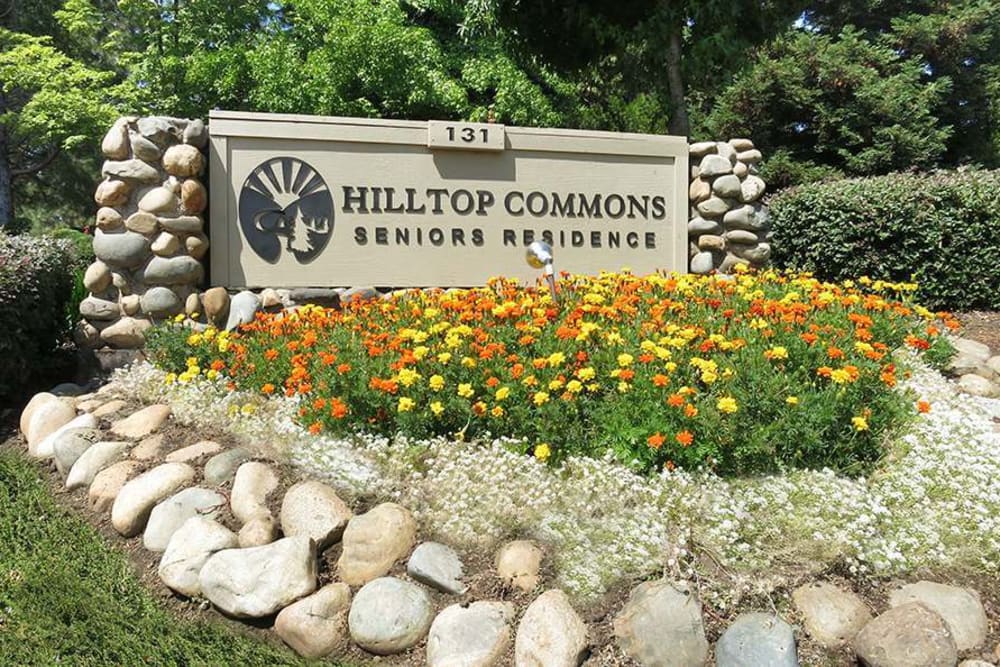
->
[209,111,689,288]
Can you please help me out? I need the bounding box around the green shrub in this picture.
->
[769,169,1000,311]
[0,233,78,404]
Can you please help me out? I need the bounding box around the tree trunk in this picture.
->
[0,93,12,229]
[666,24,690,138]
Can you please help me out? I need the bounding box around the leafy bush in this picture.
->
[0,233,79,403]
[770,170,1000,311]
[148,270,954,476]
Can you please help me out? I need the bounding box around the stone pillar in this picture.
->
[78,116,209,349]
[687,139,769,274]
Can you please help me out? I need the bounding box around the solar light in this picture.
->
[526,241,557,302]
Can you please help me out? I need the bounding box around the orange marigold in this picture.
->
[675,430,694,447]
[647,432,665,449]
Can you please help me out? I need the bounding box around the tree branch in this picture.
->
[11,146,60,177]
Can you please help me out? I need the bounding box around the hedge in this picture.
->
[0,233,79,404]
[769,169,1000,311]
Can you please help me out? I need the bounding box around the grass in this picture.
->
[0,440,343,666]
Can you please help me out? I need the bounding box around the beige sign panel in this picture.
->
[209,111,689,287]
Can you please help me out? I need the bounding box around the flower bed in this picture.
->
[148,269,955,475]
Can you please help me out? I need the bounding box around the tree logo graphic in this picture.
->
[238,157,333,263]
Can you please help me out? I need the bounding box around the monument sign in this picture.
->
[209,110,689,287]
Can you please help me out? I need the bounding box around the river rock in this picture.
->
[79,296,119,321]
[138,187,179,215]
[203,447,250,485]
[690,251,716,275]
[729,138,755,151]
[180,179,207,214]
[183,119,208,148]
[158,517,238,597]
[66,441,129,490]
[140,286,182,316]
[724,204,766,231]
[688,217,723,236]
[515,589,588,667]
[337,502,417,586]
[185,234,209,260]
[696,196,732,219]
[698,234,726,252]
[93,229,150,269]
[225,290,261,330]
[130,134,161,161]
[716,141,738,164]
[712,174,743,199]
[497,540,543,592]
[92,399,127,418]
[853,603,957,667]
[143,486,227,552]
[20,392,56,435]
[231,461,280,524]
[111,404,171,439]
[202,286,230,325]
[716,613,797,667]
[275,583,351,659]
[888,581,988,651]
[689,178,711,203]
[83,261,112,293]
[689,141,717,158]
[792,582,871,649]
[101,118,130,159]
[100,317,152,348]
[958,373,999,398]
[238,514,280,547]
[103,159,160,183]
[614,580,709,667]
[741,175,766,202]
[949,337,992,363]
[734,242,771,264]
[125,211,159,235]
[734,161,749,177]
[163,144,204,177]
[89,460,142,513]
[94,179,130,207]
[427,601,514,667]
[348,577,433,655]
[95,207,123,230]
[52,427,101,476]
[158,215,203,234]
[280,480,353,549]
[164,440,223,463]
[184,292,200,316]
[27,404,87,457]
[111,462,196,536]
[141,256,203,285]
[699,154,734,177]
[737,148,763,163]
[137,117,176,146]
[725,229,760,245]
[199,536,317,618]
[407,542,466,595]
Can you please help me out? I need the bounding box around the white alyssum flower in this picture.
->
[110,358,1000,604]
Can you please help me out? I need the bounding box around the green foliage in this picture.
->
[0,446,331,666]
[707,28,952,185]
[0,233,78,404]
[769,169,1000,310]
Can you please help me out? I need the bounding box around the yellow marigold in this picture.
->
[397,397,415,412]
[716,396,738,414]
[397,368,421,387]
[534,443,551,462]
[457,383,474,398]
[187,333,203,345]
[413,345,429,360]
[764,346,788,360]
[852,416,869,431]
[437,352,453,364]
[461,356,477,368]
[429,374,445,391]
[174,313,185,323]
[430,401,444,416]
[491,405,504,418]
[566,379,583,394]
[547,351,566,367]
[495,386,511,401]
[533,391,550,406]
[830,369,852,384]
[164,372,177,384]
[548,379,565,391]
[617,381,630,393]
[576,367,596,381]
[617,353,634,367]
[786,396,799,406]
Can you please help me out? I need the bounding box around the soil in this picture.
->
[956,311,1000,354]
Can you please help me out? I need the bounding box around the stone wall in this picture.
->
[687,139,770,274]
[78,116,209,349]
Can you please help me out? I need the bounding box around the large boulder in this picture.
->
[279,480,353,549]
[230,461,279,524]
[111,462,195,536]
[407,542,467,595]
[427,601,514,667]
[199,536,317,618]
[52,427,101,476]
[888,581,988,651]
[348,577,433,655]
[337,502,417,586]
[514,590,588,667]
[143,487,227,552]
[715,613,798,667]
[89,460,142,514]
[853,603,957,667]
[30,412,96,459]
[792,582,872,649]
[613,580,708,667]
[110,404,171,439]
[158,517,238,598]
[274,583,352,659]
[24,398,78,456]
[66,441,130,490]
[496,540,543,592]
